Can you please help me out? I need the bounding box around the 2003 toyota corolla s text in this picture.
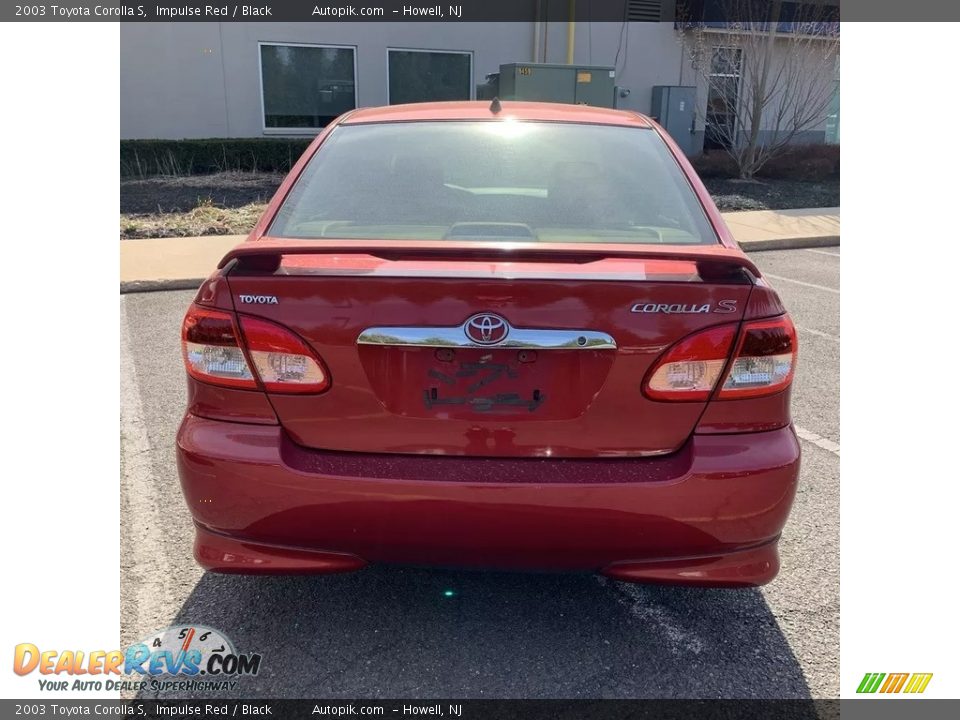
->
[176,101,800,587]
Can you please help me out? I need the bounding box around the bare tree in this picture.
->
[677,0,839,179]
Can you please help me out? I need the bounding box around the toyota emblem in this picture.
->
[464,313,510,345]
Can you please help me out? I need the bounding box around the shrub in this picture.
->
[120,138,314,178]
[690,152,739,178]
[760,144,840,180]
[691,143,840,181]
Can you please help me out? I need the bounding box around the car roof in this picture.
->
[340,101,653,128]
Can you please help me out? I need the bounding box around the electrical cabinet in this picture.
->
[650,85,698,156]
[494,63,617,107]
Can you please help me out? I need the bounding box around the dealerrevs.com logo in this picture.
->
[13,625,262,693]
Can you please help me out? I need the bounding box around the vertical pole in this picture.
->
[566,0,576,65]
[533,0,542,63]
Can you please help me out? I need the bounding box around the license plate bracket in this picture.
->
[425,355,544,414]
[358,345,613,421]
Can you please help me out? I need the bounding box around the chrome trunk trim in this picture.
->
[358,323,616,351]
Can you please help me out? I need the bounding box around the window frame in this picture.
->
[709,46,743,79]
[705,45,743,146]
[385,47,475,105]
[258,41,359,136]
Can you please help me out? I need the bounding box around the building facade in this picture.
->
[120,20,838,153]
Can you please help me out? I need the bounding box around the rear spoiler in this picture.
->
[218,238,760,280]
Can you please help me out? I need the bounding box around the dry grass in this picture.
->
[120,171,281,239]
[121,200,267,239]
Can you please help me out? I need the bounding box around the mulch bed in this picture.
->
[121,171,284,214]
[703,177,840,212]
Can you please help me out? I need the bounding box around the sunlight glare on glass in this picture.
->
[484,116,535,140]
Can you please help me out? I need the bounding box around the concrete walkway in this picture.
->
[120,206,839,292]
[722,207,840,251]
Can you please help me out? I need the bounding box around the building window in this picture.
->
[259,43,356,131]
[705,47,742,150]
[387,49,472,105]
[825,56,840,144]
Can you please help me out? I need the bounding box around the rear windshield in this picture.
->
[269,121,717,245]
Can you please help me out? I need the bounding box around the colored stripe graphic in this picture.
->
[904,673,933,694]
[857,672,932,694]
[857,673,885,693]
[880,673,909,693]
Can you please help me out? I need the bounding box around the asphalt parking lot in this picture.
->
[120,247,840,699]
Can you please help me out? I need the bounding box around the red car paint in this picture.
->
[177,101,800,586]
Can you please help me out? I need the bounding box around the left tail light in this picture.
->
[181,304,329,394]
[238,315,329,393]
[182,306,257,389]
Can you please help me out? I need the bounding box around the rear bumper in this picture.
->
[176,415,800,586]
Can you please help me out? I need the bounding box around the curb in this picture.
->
[120,278,205,294]
[741,235,840,253]
[119,236,840,293]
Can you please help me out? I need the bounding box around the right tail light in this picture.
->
[717,315,797,399]
[643,314,797,402]
[643,324,738,401]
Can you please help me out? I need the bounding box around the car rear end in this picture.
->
[176,102,800,586]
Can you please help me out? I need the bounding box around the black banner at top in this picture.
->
[3,0,958,22]
[3,0,944,23]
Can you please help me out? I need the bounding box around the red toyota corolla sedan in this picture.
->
[176,101,799,587]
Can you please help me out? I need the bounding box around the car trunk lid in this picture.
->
[223,241,754,458]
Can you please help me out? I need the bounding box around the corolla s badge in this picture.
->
[464,313,510,345]
[630,300,737,315]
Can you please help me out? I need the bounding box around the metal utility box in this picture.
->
[651,86,698,156]
[496,63,617,107]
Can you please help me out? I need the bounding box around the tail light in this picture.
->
[182,306,257,389]
[181,305,329,394]
[643,324,737,401]
[643,315,796,401]
[717,315,796,399]
[238,315,329,393]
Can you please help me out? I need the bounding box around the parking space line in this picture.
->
[120,297,180,636]
[595,576,704,655]
[763,273,840,294]
[805,249,841,258]
[794,426,840,457]
[798,327,840,343]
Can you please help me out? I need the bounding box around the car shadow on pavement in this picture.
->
[146,566,810,699]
